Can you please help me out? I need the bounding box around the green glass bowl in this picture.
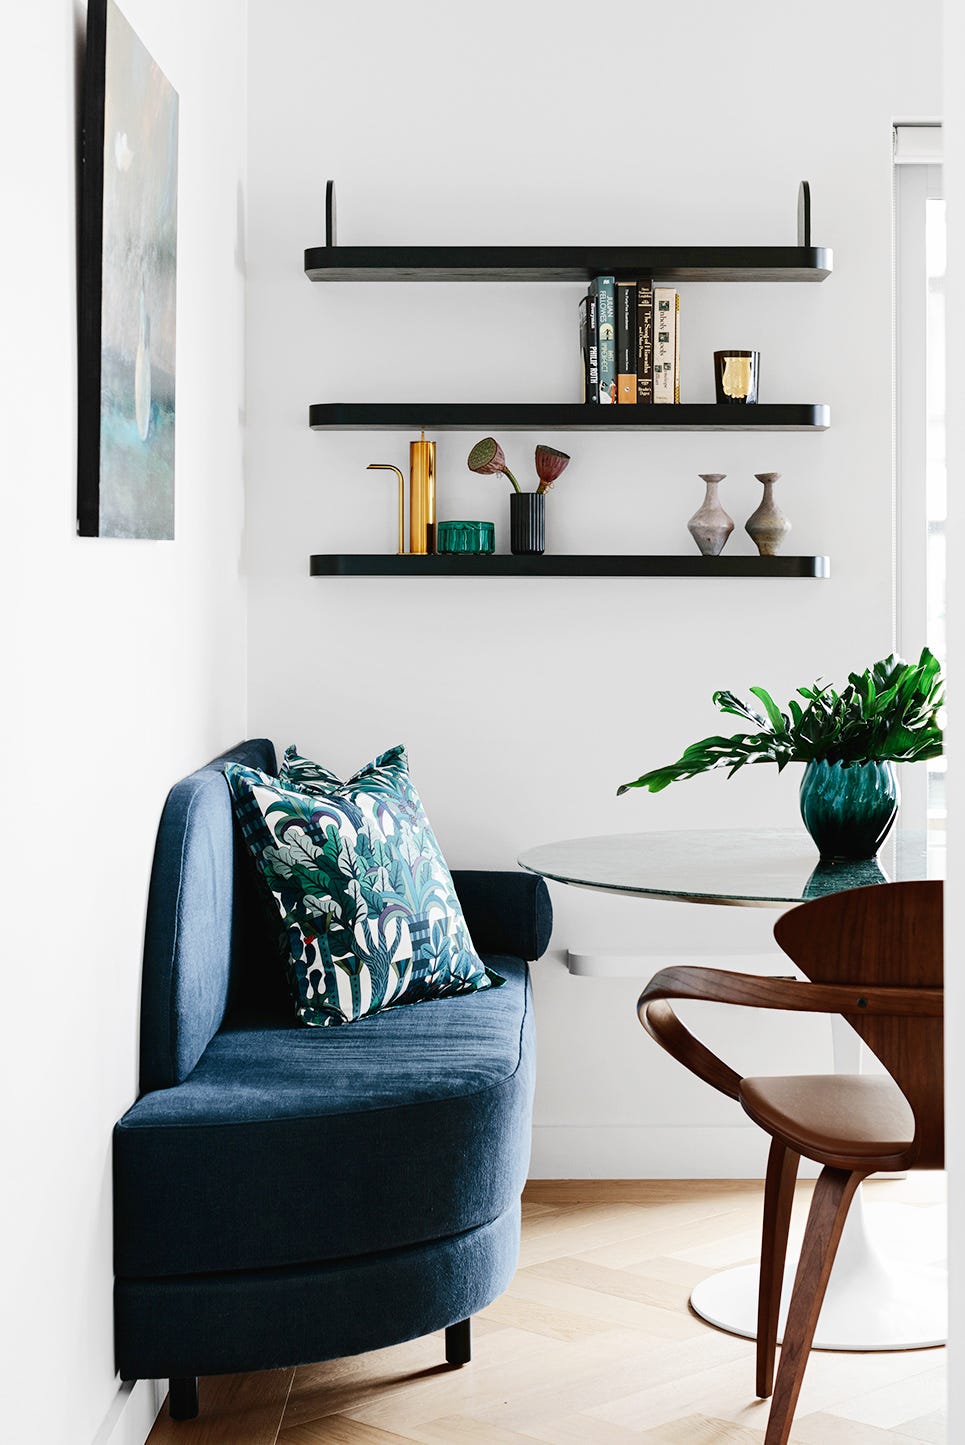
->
[436,520,495,555]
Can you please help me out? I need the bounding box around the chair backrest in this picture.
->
[139,738,280,1094]
[773,880,944,1169]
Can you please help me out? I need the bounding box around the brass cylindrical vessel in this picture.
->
[409,432,436,554]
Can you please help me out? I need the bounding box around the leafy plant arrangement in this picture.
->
[468,437,570,495]
[618,647,944,796]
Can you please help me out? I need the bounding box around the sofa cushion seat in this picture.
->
[114,953,533,1280]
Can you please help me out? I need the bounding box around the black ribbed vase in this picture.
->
[510,493,545,555]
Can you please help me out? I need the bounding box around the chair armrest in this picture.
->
[451,870,553,961]
[637,966,942,1103]
[640,967,943,1019]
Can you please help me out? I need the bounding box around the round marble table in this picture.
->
[518,827,947,1352]
[518,827,942,909]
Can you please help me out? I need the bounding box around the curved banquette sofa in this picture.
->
[112,740,552,1419]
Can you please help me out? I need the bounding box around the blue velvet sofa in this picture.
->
[113,740,552,1419]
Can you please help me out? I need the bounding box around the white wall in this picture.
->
[942,0,962,1428]
[0,3,248,1441]
[244,0,941,1178]
[0,1,952,1439]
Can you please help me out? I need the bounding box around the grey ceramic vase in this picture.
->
[687,474,734,557]
[746,472,791,556]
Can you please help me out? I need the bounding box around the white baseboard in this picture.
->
[529,1124,821,1179]
[91,1379,161,1445]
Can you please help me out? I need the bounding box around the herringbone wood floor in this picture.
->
[147,1178,946,1444]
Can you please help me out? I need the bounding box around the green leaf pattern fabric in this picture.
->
[224,745,498,1026]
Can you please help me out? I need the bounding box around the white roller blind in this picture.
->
[894,124,943,165]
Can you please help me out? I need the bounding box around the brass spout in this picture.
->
[366,464,406,554]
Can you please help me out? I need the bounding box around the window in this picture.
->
[895,125,944,827]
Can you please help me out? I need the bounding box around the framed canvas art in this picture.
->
[78,0,179,539]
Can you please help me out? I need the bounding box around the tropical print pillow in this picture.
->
[280,743,445,852]
[224,749,498,1026]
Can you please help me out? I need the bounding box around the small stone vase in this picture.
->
[745,472,791,556]
[687,474,734,557]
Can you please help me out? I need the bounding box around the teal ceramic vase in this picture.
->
[799,759,900,861]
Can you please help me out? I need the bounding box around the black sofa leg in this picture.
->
[168,1377,199,1420]
[445,1317,472,1366]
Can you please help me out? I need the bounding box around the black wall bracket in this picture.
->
[326,179,337,246]
[797,180,811,248]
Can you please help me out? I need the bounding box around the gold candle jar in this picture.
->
[713,349,760,404]
[409,431,436,554]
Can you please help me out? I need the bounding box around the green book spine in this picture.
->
[590,276,616,404]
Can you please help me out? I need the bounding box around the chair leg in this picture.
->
[445,1317,471,1365]
[757,1137,800,1399]
[168,1377,199,1420]
[764,1166,865,1445]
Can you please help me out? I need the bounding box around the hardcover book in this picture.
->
[585,290,599,402]
[616,280,637,403]
[653,285,677,404]
[579,295,589,402]
[636,280,653,403]
[590,275,616,403]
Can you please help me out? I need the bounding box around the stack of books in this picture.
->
[579,277,680,404]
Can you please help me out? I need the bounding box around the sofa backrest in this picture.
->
[139,739,278,1094]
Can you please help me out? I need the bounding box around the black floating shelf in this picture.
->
[304,246,832,284]
[309,403,830,433]
[310,555,831,579]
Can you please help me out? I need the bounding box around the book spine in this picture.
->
[591,276,616,403]
[674,291,681,403]
[653,286,677,404]
[616,280,637,403]
[636,280,653,403]
[579,295,589,403]
[586,291,599,403]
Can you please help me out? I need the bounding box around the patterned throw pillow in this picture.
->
[224,746,499,1026]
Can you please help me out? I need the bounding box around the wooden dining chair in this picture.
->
[637,880,943,1445]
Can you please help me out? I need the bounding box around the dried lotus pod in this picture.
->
[535,444,570,493]
[467,436,521,493]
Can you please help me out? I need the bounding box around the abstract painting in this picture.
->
[78,0,179,539]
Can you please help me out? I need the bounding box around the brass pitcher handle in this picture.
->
[365,464,406,554]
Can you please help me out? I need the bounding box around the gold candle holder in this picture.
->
[409,431,436,554]
[365,464,405,554]
[714,349,760,404]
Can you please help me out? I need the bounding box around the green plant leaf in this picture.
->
[618,647,944,799]
[713,689,767,727]
[749,686,789,735]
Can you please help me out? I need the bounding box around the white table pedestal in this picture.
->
[692,1014,947,1351]
[517,830,949,1354]
[690,1185,947,1350]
